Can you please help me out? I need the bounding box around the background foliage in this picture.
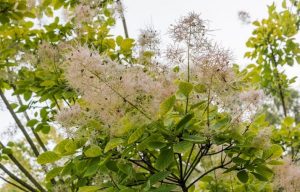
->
[0,0,300,191]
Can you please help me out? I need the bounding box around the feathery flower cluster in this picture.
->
[113,0,125,18]
[235,89,264,120]
[73,4,96,27]
[62,45,176,133]
[74,4,95,22]
[55,104,82,128]
[169,12,207,44]
[273,158,300,191]
[251,127,272,149]
[238,11,251,25]
[36,41,58,69]
[26,0,35,10]
[191,45,234,85]
[137,27,161,65]
[167,12,258,120]
[138,27,160,51]
[239,89,264,104]
[55,103,104,138]
[166,12,210,67]
[52,183,69,192]
[190,45,236,102]
[0,70,9,81]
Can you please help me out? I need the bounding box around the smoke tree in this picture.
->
[0,0,299,192]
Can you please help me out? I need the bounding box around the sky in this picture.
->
[1,0,299,138]
[113,0,281,65]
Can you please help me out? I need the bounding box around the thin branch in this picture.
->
[0,89,40,157]
[16,94,48,152]
[0,164,38,192]
[0,142,46,192]
[177,153,184,181]
[0,175,29,192]
[116,0,129,38]
[89,72,152,120]
[183,144,195,176]
[6,67,48,152]
[109,174,120,190]
[185,26,192,114]
[187,160,232,189]
[269,42,287,117]
[184,144,210,181]
[206,144,233,156]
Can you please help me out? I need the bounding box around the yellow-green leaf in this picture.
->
[160,95,176,115]
[84,145,102,157]
[104,138,124,153]
[37,151,61,164]
[128,127,144,144]
[178,81,193,97]
[78,186,101,192]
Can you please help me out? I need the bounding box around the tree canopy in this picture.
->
[0,0,300,191]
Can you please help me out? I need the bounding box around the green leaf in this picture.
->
[173,141,192,153]
[160,95,176,115]
[78,186,101,192]
[23,92,32,101]
[84,160,99,177]
[283,116,294,127]
[232,157,247,165]
[149,184,177,192]
[118,163,134,176]
[16,105,28,113]
[178,81,193,97]
[42,0,52,6]
[120,38,134,51]
[296,56,300,64]
[147,141,166,149]
[10,103,18,109]
[40,108,48,119]
[282,0,287,8]
[128,126,144,144]
[268,160,284,165]
[7,142,14,147]
[194,84,206,93]
[155,147,174,170]
[252,21,260,26]
[54,139,70,155]
[254,165,273,178]
[2,148,12,155]
[84,145,102,157]
[53,0,63,9]
[104,138,124,153]
[223,165,238,173]
[173,66,180,73]
[40,80,56,87]
[149,171,171,185]
[45,7,53,17]
[46,167,63,181]
[41,125,51,134]
[263,144,283,159]
[37,151,61,164]
[26,119,38,127]
[64,139,78,154]
[182,135,206,143]
[212,117,229,129]
[250,172,268,181]
[116,36,123,46]
[175,113,194,132]
[237,170,249,183]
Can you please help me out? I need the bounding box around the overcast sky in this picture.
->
[113,0,281,65]
[2,0,299,138]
